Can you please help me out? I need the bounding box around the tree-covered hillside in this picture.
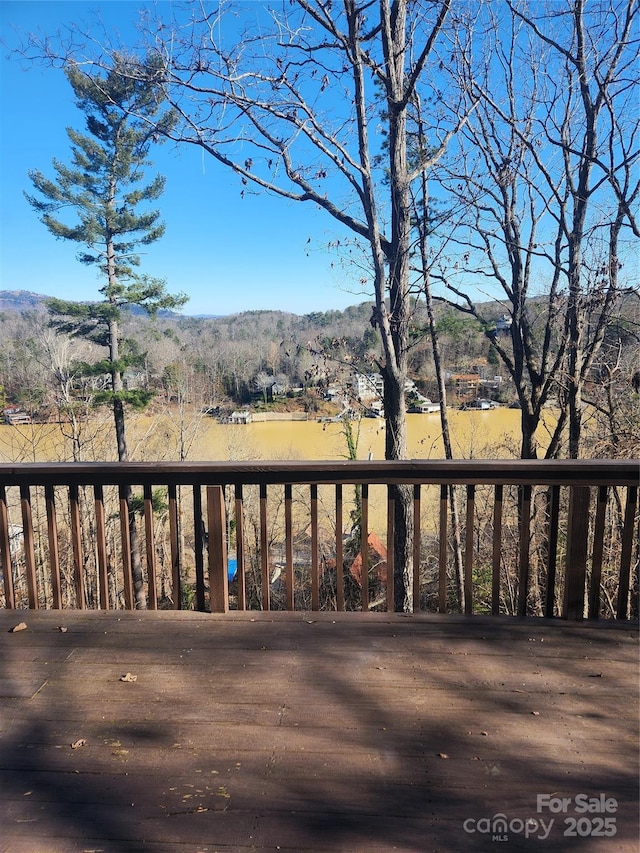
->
[1,288,638,463]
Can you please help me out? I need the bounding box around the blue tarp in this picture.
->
[228,558,238,582]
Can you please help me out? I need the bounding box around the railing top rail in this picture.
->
[0,459,637,487]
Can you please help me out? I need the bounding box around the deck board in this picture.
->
[0,610,637,852]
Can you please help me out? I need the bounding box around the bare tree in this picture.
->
[434,0,639,459]
[120,0,470,609]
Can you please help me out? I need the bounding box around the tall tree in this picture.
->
[25,56,187,606]
[128,0,470,610]
[435,0,639,459]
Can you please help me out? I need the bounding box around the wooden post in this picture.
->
[464,485,475,615]
[207,485,228,613]
[285,484,294,611]
[193,485,205,613]
[588,485,607,619]
[360,483,369,612]
[386,484,395,613]
[94,485,109,609]
[259,483,270,611]
[544,485,560,618]
[438,485,448,613]
[517,485,532,617]
[311,484,319,611]
[168,483,180,610]
[20,485,38,609]
[0,485,15,609]
[143,484,158,611]
[235,484,246,611]
[68,485,85,609]
[118,484,134,610]
[563,486,591,621]
[45,485,62,609]
[491,484,503,616]
[335,484,344,612]
[412,484,421,613]
[617,485,637,620]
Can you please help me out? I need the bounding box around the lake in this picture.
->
[189,408,545,461]
[0,408,555,463]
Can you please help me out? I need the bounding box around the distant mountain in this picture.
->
[0,290,181,318]
[0,290,48,312]
[0,290,356,322]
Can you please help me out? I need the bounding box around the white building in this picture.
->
[352,372,384,401]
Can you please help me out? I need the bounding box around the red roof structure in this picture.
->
[349,531,388,586]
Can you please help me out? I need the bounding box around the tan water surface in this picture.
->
[0,408,558,463]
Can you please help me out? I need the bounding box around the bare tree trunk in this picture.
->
[415,159,465,610]
[107,251,147,609]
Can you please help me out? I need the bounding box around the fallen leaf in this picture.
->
[71,738,87,749]
[437,752,449,759]
[9,622,27,633]
[119,672,137,682]
[57,626,68,633]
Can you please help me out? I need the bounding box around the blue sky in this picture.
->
[0,1,370,317]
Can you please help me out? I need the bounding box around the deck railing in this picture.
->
[0,460,637,619]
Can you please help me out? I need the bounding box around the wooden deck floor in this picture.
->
[0,610,637,853]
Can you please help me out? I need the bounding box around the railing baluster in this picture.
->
[235,484,246,611]
[260,483,270,610]
[168,483,180,610]
[360,483,369,612]
[464,485,475,615]
[144,484,158,611]
[563,486,591,621]
[0,485,15,609]
[311,484,319,611]
[386,484,395,612]
[94,485,109,609]
[335,484,344,612]
[412,484,421,613]
[438,484,448,613]
[491,484,503,616]
[119,484,134,610]
[68,485,85,609]
[517,485,532,617]
[20,485,38,609]
[45,485,62,609]
[285,484,294,611]
[207,485,228,613]
[193,485,205,613]
[544,485,560,618]
[617,485,637,620]
[588,485,608,620]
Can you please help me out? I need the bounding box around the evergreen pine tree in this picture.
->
[25,56,187,607]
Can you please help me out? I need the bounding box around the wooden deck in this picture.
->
[0,611,637,852]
